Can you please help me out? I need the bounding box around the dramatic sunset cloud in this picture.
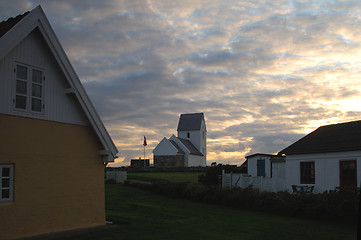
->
[2,0,361,165]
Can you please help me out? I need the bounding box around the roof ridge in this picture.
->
[180,112,204,115]
[319,119,361,128]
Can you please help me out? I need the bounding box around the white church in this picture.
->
[153,113,207,167]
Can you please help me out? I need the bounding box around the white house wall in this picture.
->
[201,119,206,157]
[285,151,361,193]
[0,29,89,126]
[247,155,272,178]
[272,162,285,179]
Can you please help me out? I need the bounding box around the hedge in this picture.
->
[125,180,359,224]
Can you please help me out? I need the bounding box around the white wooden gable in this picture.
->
[0,6,118,161]
[153,137,179,156]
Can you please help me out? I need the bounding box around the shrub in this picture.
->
[198,164,244,186]
[126,180,359,224]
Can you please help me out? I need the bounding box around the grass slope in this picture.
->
[56,184,356,240]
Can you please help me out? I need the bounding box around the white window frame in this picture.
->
[0,164,14,203]
[14,63,45,115]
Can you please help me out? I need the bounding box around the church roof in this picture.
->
[279,120,361,155]
[169,140,185,154]
[177,113,205,131]
[177,138,204,156]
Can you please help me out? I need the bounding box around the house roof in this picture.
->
[177,137,204,156]
[245,153,277,159]
[177,113,205,131]
[278,120,361,155]
[0,12,29,38]
[0,6,118,161]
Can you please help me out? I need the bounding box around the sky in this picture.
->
[1,0,361,166]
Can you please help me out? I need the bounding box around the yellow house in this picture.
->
[0,6,118,240]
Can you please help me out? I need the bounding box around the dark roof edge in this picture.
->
[279,148,361,156]
[245,153,277,158]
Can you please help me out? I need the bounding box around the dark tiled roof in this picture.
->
[0,12,29,38]
[245,153,277,158]
[177,137,204,156]
[279,120,361,155]
[169,140,185,154]
[177,113,204,131]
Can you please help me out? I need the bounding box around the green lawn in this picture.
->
[127,171,203,183]
[48,184,356,240]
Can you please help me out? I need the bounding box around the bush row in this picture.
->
[125,181,359,224]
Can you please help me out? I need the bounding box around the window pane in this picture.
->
[15,95,26,109]
[2,189,10,199]
[16,65,27,79]
[2,178,10,188]
[16,80,27,94]
[349,162,356,169]
[310,162,315,183]
[31,98,42,112]
[300,162,315,184]
[32,84,42,97]
[32,69,42,83]
[2,168,10,177]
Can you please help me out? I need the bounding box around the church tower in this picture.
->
[177,113,207,165]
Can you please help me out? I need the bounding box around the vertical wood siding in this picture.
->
[0,28,89,126]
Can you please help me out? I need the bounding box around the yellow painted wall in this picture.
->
[0,114,106,240]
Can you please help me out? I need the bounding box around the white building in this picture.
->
[279,120,361,193]
[245,153,285,178]
[153,113,207,167]
[222,153,286,192]
[224,120,361,193]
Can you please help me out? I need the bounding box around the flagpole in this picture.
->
[143,136,147,167]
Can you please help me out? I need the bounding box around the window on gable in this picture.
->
[0,165,14,203]
[15,64,44,113]
[300,161,315,184]
[15,65,27,109]
[187,132,190,138]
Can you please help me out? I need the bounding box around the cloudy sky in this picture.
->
[2,0,361,166]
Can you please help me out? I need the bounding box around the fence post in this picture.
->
[230,171,233,188]
[222,169,225,188]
